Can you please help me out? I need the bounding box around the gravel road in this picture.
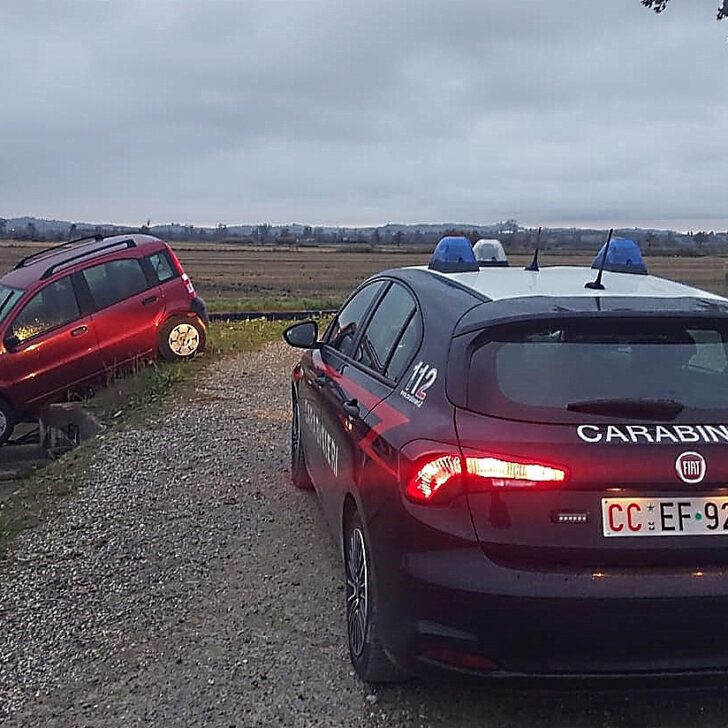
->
[3,342,728,727]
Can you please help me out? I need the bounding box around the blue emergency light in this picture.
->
[428,236,479,274]
[591,238,647,275]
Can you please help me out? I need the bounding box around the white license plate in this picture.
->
[601,497,728,537]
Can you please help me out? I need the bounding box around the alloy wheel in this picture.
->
[346,527,369,657]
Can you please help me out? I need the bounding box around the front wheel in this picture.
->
[159,316,206,361]
[0,399,16,445]
[345,510,407,683]
[291,396,313,490]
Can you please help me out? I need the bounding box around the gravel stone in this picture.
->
[2,342,728,726]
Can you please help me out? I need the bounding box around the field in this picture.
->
[132,245,728,307]
[1,240,728,309]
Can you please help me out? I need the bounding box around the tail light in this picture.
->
[405,451,568,504]
[465,455,567,490]
[405,455,463,502]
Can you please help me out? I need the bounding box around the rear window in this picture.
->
[148,251,177,283]
[467,318,728,423]
[82,258,150,310]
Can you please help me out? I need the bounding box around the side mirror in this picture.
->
[283,320,320,349]
[3,334,20,351]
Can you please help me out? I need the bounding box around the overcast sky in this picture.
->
[1,0,727,230]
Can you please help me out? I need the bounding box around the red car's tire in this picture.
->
[159,316,206,361]
[0,398,16,445]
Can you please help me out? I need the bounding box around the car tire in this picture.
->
[345,509,408,683]
[0,398,16,446]
[159,316,206,361]
[291,395,313,490]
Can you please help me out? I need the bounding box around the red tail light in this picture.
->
[405,452,568,503]
[405,455,462,502]
[465,455,567,490]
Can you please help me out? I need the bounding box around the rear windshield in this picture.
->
[0,283,24,324]
[467,318,728,423]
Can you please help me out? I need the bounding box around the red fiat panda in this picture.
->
[0,234,207,443]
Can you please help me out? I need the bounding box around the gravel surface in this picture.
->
[2,341,728,727]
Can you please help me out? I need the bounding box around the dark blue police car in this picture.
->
[284,235,728,682]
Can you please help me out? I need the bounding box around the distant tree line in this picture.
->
[1,215,727,254]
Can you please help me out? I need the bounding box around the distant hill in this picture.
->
[0,215,726,253]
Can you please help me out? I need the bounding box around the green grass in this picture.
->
[204,295,342,313]
[0,319,291,559]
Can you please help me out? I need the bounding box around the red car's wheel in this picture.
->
[159,316,206,361]
[0,398,16,445]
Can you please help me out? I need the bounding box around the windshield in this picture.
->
[0,283,24,325]
[467,318,728,423]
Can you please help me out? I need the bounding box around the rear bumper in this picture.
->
[374,541,728,680]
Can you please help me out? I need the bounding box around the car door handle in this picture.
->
[142,295,158,306]
[342,398,359,417]
[70,325,88,337]
[313,374,328,389]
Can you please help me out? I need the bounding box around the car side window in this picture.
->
[148,251,176,283]
[355,283,417,377]
[385,311,423,381]
[11,276,80,343]
[82,258,150,310]
[326,281,384,357]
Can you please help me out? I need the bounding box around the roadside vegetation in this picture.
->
[205,294,342,313]
[0,318,298,558]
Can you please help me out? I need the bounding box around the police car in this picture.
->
[283,234,728,682]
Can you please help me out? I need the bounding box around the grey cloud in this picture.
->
[0,0,726,228]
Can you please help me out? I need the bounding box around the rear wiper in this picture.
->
[566,398,684,421]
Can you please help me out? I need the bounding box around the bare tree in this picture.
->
[642,0,727,20]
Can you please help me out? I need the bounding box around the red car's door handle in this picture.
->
[142,295,158,306]
[70,325,88,337]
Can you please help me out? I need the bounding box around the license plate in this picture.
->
[601,497,728,537]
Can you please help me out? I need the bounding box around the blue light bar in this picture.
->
[428,236,479,274]
[591,238,647,275]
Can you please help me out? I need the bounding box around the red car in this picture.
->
[0,233,207,443]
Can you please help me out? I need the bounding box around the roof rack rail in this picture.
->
[40,238,137,280]
[13,234,105,270]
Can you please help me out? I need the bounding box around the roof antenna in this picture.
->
[585,228,614,291]
[524,227,541,272]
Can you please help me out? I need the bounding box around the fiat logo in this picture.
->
[676,451,706,484]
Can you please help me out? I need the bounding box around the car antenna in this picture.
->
[524,227,541,271]
[585,228,614,290]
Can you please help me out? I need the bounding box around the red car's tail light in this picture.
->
[405,452,568,503]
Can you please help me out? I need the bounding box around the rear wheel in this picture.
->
[0,399,16,445]
[159,316,206,361]
[291,395,313,490]
[345,509,407,683]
